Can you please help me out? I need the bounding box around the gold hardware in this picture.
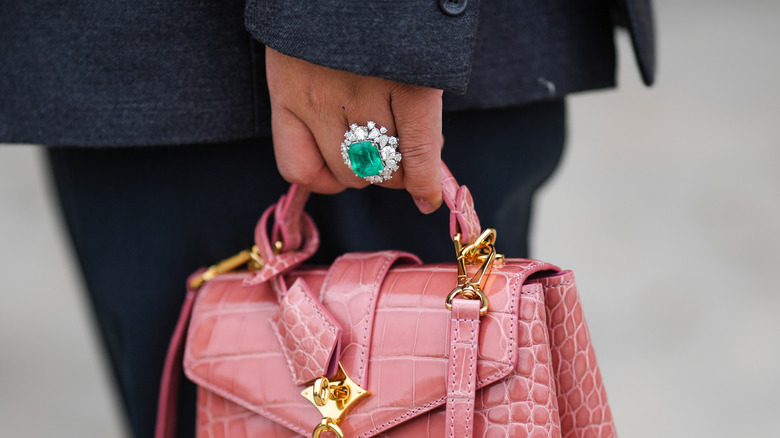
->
[445,285,490,315]
[188,245,264,289]
[248,246,265,271]
[273,240,284,255]
[445,229,501,316]
[312,418,344,438]
[302,363,368,438]
[312,377,331,407]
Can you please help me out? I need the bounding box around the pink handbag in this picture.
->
[156,163,616,438]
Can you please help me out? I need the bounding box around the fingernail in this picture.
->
[414,198,435,214]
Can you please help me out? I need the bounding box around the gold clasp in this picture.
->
[301,363,369,438]
[445,229,501,316]
[188,245,265,289]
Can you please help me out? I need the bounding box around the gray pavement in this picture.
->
[1,0,779,436]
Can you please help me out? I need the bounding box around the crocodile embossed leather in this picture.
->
[155,163,617,438]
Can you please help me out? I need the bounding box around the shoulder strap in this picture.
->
[445,298,482,438]
[155,271,203,438]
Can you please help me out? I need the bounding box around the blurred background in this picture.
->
[1,0,778,436]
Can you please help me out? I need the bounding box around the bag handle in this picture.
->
[200,161,482,290]
[265,162,481,256]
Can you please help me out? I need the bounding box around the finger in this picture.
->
[367,115,406,191]
[390,85,444,213]
[271,106,345,194]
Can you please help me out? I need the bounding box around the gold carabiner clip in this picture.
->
[445,229,499,316]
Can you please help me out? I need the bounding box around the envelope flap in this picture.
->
[183,259,557,437]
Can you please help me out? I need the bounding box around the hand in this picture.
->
[265,47,444,213]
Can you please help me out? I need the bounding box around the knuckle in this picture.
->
[303,81,326,114]
[391,84,443,109]
[400,141,439,169]
[387,81,409,98]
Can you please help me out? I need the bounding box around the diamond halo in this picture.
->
[341,121,401,184]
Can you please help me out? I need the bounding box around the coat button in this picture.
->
[438,0,468,16]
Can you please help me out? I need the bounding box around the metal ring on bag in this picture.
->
[445,285,489,315]
[312,418,344,438]
[312,377,330,407]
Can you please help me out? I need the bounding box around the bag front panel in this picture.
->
[196,387,299,438]
[188,262,567,437]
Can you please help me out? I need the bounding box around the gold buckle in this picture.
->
[445,229,501,316]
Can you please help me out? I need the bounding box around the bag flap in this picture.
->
[271,278,343,386]
[183,259,556,437]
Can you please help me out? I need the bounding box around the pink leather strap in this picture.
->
[445,298,482,438]
[272,184,310,252]
[155,271,203,438]
[270,161,482,248]
[440,162,481,244]
[243,203,320,288]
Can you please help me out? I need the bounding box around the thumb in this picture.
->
[390,85,444,214]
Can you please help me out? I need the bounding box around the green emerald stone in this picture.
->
[348,141,383,177]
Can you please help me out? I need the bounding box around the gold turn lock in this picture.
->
[312,377,351,407]
[301,364,369,438]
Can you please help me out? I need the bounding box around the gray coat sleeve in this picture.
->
[244,0,480,94]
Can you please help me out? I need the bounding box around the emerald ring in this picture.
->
[341,121,401,184]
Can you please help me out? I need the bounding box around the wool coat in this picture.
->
[0,0,654,146]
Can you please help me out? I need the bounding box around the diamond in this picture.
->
[381,146,393,160]
[367,121,376,130]
[379,135,388,147]
[355,127,367,140]
[380,126,387,134]
[389,137,398,146]
[347,141,383,177]
[368,128,380,139]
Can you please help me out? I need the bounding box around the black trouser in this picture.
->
[46,101,565,438]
